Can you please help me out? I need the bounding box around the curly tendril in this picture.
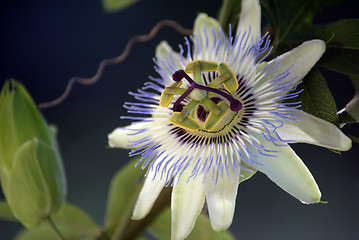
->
[38,19,192,109]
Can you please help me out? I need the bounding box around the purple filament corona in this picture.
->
[171,70,242,112]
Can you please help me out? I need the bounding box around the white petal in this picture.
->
[277,111,352,151]
[131,160,167,220]
[171,165,205,240]
[204,155,256,232]
[156,41,173,59]
[156,41,182,67]
[246,133,321,204]
[108,121,156,149]
[193,13,221,59]
[260,40,326,95]
[238,161,257,183]
[193,13,221,39]
[155,41,184,86]
[205,176,239,232]
[236,0,261,41]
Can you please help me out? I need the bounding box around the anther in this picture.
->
[171,70,242,112]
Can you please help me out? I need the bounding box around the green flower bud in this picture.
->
[0,79,66,228]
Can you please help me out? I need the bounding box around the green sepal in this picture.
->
[218,63,238,92]
[6,138,66,229]
[204,102,230,131]
[170,112,200,131]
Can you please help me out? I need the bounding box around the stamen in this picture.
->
[171,70,242,111]
[160,80,183,107]
[172,81,195,112]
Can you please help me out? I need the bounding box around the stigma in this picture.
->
[160,60,244,132]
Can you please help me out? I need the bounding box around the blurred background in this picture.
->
[0,0,358,239]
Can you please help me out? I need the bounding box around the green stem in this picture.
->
[47,216,66,240]
[116,187,172,240]
[347,134,359,144]
[339,75,359,126]
[217,0,237,31]
[350,75,359,92]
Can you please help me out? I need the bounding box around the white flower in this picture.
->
[108,0,352,239]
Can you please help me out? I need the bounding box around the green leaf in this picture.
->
[148,208,235,240]
[6,139,66,229]
[15,203,101,240]
[318,19,359,75]
[52,204,100,236]
[288,68,339,125]
[15,227,61,240]
[0,200,17,222]
[261,0,341,55]
[104,157,144,237]
[102,0,139,13]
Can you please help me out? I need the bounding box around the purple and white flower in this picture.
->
[108,0,351,239]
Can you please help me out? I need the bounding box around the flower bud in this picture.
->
[0,79,66,228]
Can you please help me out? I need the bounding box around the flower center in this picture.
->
[160,60,244,132]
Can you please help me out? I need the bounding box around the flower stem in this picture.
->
[217,0,237,31]
[338,75,359,125]
[47,216,66,240]
[117,187,172,240]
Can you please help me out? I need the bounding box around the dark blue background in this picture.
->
[1,0,358,239]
